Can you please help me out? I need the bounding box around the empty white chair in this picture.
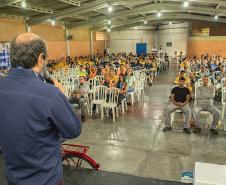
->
[101,88,120,122]
[136,77,146,101]
[90,85,107,116]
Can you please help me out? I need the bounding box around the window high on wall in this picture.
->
[192,28,210,36]
[96,31,106,41]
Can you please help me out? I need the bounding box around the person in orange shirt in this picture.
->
[89,65,97,79]
[102,64,110,76]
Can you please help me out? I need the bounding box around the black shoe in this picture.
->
[210,129,218,135]
[81,115,86,122]
[183,128,191,134]
[193,127,201,134]
[163,127,172,132]
[92,114,97,119]
[109,111,113,118]
[149,82,152,86]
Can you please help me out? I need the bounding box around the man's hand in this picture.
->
[52,79,65,94]
[177,102,184,107]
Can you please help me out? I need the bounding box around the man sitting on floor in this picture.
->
[164,77,191,134]
[69,76,89,122]
[193,76,220,134]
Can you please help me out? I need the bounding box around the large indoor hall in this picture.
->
[0,0,226,185]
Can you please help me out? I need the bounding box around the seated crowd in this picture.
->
[164,53,226,135]
[46,51,169,122]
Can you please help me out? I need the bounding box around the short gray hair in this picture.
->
[10,37,47,69]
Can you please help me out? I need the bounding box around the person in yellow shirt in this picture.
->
[78,65,87,77]
[109,69,119,85]
[117,64,126,76]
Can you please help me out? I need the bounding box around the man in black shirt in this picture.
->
[164,77,191,134]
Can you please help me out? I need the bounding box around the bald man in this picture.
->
[0,33,81,185]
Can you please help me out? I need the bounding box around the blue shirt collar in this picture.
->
[8,68,44,82]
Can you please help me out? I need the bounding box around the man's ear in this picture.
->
[37,53,44,68]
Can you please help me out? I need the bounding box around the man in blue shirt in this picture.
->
[0,33,81,185]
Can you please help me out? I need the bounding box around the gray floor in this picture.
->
[66,65,226,182]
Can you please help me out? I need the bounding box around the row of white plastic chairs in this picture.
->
[59,69,148,121]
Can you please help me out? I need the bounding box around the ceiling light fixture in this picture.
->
[214,15,218,20]
[107,28,111,32]
[135,27,138,30]
[157,12,162,17]
[144,20,147,25]
[169,21,172,25]
[108,20,111,25]
[21,0,27,8]
[184,1,189,8]
[108,6,113,13]
[51,20,55,26]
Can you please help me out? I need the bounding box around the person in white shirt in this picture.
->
[151,46,158,55]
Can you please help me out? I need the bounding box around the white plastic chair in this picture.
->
[101,88,120,122]
[95,75,104,84]
[221,78,226,87]
[90,85,107,116]
[221,87,226,127]
[88,78,100,93]
[128,91,135,106]
[64,85,74,98]
[136,78,146,101]
[121,98,128,114]
[212,71,221,81]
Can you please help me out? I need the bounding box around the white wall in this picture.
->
[157,22,189,56]
[107,28,154,54]
[107,23,189,55]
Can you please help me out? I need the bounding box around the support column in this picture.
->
[104,39,107,50]
[90,26,94,56]
[25,21,31,32]
[65,26,70,57]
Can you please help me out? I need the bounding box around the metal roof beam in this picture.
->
[109,13,226,31]
[94,9,108,15]
[0,13,25,19]
[216,4,220,9]
[67,2,226,28]
[57,0,80,7]
[9,2,53,14]
[160,0,226,7]
[0,0,18,7]
[27,0,120,26]
[70,14,88,20]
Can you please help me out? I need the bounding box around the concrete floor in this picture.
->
[67,65,226,182]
